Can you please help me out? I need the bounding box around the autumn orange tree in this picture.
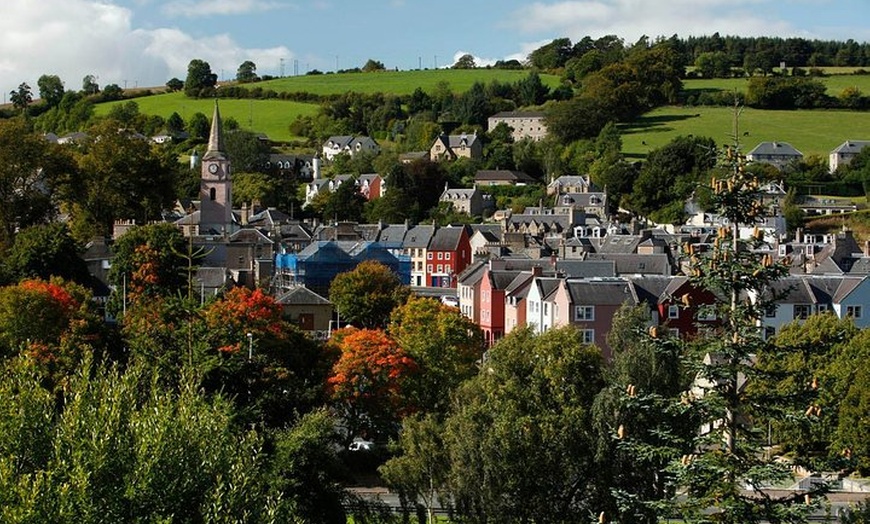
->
[199,286,331,428]
[389,296,484,414]
[328,327,417,440]
[0,278,105,384]
[107,223,189,316]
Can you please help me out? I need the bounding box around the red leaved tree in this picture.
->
[328,327,418,441]
[199,286,332,428]
[0,278,104,385]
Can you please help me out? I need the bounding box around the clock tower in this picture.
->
[199,100,233,235]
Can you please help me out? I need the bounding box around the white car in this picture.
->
[348,438,374,451]
[440,295,459,307]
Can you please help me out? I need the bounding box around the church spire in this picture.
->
[203,99,226,160]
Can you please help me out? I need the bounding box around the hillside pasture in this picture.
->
[95,69,562,143]
[682,72,870,98]
[619,105,870,160]
[253,68,562,96]
[96,93,320,142]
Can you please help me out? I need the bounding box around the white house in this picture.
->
[321,136,380,161]
[829,140,870,173]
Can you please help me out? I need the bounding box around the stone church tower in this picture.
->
[199,100,233,235]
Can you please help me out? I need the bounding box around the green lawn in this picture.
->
[620,105,870,159]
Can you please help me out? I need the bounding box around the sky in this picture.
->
[2,0,870,101]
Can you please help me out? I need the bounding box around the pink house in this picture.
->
[504,269,540,335]
[552,278,639,361]
[478,266,528,346]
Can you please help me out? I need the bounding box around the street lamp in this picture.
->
[246,332,253,360]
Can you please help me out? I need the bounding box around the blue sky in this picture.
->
[2,0,870,100]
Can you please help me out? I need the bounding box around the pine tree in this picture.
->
[612,109,827,524]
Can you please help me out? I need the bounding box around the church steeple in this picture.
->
[199,99,233,235]
[203,99,226,161]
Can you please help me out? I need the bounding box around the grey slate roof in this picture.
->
[748,141,803,157]
[831,140,870,154]
[565,279,638,306]
[276,286,331,306]
[474,170,537,184]
[490,110,546,119]
[377,224,409,244]
[585,253,671,275]
[456,259,488,286]
[403,225,436,249]
[429,226,467,251]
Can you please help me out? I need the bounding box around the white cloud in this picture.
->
[142,28,292,81]
[0,0,294,96]
[162,0,288,17]
[507,0,799,44]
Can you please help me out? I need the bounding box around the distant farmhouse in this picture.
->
[746,141,803,169]
[829,140,870,173]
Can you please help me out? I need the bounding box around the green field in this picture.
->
[682,72,870,97]
[620,105,870,159]
[96,69,562,142]
[95,93,320,142]
[253,68,562,96]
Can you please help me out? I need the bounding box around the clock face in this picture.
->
[208,163,219,174]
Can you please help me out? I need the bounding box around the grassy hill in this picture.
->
[95,69,562,142]
[619,105,870,160]
[96,93,321,142]
[94,69,868,149]
[252,68,562,96]
[682,73,870,98]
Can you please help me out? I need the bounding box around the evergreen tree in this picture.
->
[615,113,827,523]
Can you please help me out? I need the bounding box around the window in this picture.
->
[437,265,443,273]
[428,252,433,260]
[846,305,863,319]
[765,304,777,318]
[209,187,216,201]
[793,304,811,320]
[543,303,549,315]
[437,252,443,260]
[817,303,828,313]
[580,329,595,344]
[668,305,680,319]
[427,264,433,273]
[764,326,776,340]
[574,305,594,321]
[445,252,451,260]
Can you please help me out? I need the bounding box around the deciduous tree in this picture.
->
[9,82,32,115]
[2,222,89,285]
[389,296,483,413]
[444,326,605,523]
[0,118,72,250]
[327,327,417,440]
[236,60,259,83]
[184,58,218,96]
[329,260,409,329]
[37,74,65,108]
